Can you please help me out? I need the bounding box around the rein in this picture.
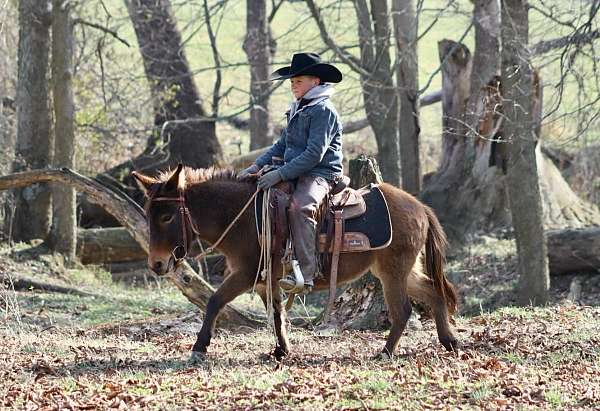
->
[150,187,260,264]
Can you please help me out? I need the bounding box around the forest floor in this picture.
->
[1,237,599,410]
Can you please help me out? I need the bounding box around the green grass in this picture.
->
[0,256,195,328]
[545,388,567,408]
[470,383,496,402]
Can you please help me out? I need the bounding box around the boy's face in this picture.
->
[290,75,320,100]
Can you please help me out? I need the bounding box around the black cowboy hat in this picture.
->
[271,52,342,83]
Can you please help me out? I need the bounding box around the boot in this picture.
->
[279,213,317,293]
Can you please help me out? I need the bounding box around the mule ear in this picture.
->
[131,171,157,197]
[164,163,185,193]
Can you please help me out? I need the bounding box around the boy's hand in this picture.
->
[257,170,283,190]
[237,164,260,181]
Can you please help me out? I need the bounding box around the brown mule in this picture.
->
[132,165,459,360]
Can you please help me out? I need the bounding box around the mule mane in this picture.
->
[156,166,240,190]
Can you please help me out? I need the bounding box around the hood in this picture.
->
[302,84,335,100]
[288,84,335,120]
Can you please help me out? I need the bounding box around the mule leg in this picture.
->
[256,286,291,359]
[271,295,290,360]
[407,271,458,351]
[191,271,254,355]
[379,275,413,358]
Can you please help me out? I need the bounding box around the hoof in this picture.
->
[190,351,206,363]
[440,336,460,352]
[372,351,393,361]
[272,345,289,361]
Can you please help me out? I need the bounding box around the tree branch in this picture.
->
[203,0,222,117]
[531,29,600,56]
[72,18,130,47]
[305,0,370,76]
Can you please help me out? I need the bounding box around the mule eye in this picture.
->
[160,214,174,224]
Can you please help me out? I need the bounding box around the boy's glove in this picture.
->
[237,164,260,181]
[257,170,283,190]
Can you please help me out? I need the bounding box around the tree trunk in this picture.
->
[358,0,400,186]
[9,0,53,242]
[243,0,273,150]
[0,168,261,328]
[501,0,549,305]
[49,0,76,261]
[392,0,421,195]
[125,0,222,169]
[307,0,433,187]
[463,0,502,176]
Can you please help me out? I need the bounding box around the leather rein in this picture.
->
[149,188,260,268]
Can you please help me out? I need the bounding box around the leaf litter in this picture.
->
[1,303,598,410]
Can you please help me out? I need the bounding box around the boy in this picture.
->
[238,52,343,293]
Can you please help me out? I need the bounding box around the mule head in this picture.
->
[132,164,191,276]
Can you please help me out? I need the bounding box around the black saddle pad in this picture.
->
[321,184,392,249]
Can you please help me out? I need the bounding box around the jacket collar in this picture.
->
[287,85,334,121]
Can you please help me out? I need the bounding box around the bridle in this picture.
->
[150,190,200,264]
[148,187,261,271]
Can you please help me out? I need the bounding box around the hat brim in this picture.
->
[271,62,342,83]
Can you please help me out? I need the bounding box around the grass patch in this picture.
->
[544,388,567,408]
[470,383,496,402]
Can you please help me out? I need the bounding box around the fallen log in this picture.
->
[1,273,95,296]
[0,168,263,328]
[77,227,146,264]
[76,228,226,278]
[547,227,600,275]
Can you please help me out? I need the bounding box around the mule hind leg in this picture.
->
[407,269,458,351]
[372,254,416,358]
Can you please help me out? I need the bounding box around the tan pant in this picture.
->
[288,175,333,283]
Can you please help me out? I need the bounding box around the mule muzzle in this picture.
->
[150,259,168,276]
[149,244,188,276]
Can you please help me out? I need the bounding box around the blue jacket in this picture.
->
[255,85,343,182]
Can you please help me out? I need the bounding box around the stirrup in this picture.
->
[279,259,310,293]
[279,275,314,294]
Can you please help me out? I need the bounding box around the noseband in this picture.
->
[150,191,199,263]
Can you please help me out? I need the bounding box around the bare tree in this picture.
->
[392,0,421,194]
[501,0,549,305]
[9,0,53,242]
[307,0,401,186]
[243,0,275,150]
[125,0,222,169]
[48,0,77,260]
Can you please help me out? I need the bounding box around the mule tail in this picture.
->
[424,206,458,315]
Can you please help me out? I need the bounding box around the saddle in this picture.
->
[255,175,393,322]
